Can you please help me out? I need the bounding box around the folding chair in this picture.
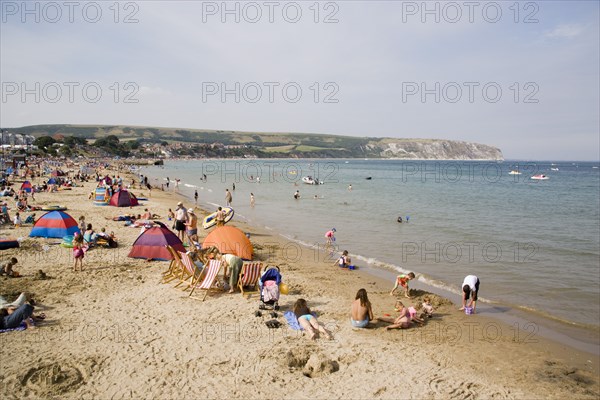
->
[162,245,189,285]
[177,251,204,291]
[189,259,223,301]
[237,262,263,297]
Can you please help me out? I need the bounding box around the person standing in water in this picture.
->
[225,189,233,206]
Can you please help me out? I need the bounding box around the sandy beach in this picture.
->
[1,165,598,400]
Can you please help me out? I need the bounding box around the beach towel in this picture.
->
[284,311,317,330]
[284,311,302,330]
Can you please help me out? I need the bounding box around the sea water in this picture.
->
[140,159,600,330]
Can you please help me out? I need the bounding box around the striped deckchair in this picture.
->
[177,251,204,291]
[237,262,263,296]
[189,259,223,301]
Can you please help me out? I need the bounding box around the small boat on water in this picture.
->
[531,174,549,180]
[302,176,323,185]
[509,170,522,175]
[550,168,559,171]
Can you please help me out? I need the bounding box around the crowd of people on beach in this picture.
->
[1,160,482,341]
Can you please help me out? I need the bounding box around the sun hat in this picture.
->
[187,208,194,213]
[177,202,183,206]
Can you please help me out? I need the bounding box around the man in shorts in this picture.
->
[215,207,225,227]
[174,202,188,241]
[459,275,480,314]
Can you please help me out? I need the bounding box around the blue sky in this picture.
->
[1,1,598,160]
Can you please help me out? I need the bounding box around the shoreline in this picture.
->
[163,170,600,356]
[1,164,598,399]
[169,176,600,356]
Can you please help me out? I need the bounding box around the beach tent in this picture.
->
[51,169,65,177]
[93,187,112,206]
[128,222,185,261]
[109,190,139,207]
[47,177,58,185]
[203,226,253,260]
[29,210,80,238]
[20,181,32,193]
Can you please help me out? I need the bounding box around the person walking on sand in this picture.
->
[459,275,480,314]
[194,190,198,205]
[390,272,416,298]
[351,289,373,328]
[225,189,232,207]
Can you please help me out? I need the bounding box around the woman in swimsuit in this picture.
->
[350,288,373,328]
[293,299,334,340]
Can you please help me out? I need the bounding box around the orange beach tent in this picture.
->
[202,226,253,260]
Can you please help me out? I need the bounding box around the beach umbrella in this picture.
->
[109,190,139,207]
[20,181,32,193]
[128,222,185,261]
[51,169,65,177]
[202,226,253,260]
[29,210,80,238]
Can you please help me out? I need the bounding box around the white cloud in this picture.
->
[545,24,585,38]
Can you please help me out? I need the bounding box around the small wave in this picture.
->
[184,183,197,188]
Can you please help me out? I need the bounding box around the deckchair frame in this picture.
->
[177,251,204,291]
[237,261,263,297]
[189,259,223,301]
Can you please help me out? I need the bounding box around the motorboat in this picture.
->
[302,176,323,185]
[550,168,559,171]
[531,174,549,180]
[508,170,522,175]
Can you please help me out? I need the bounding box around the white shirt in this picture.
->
[462,275,478,291]
[175,207,187,222]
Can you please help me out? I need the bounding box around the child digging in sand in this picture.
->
[377,300,411,330]
[293,299,334,340]
[390,272,415,298]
